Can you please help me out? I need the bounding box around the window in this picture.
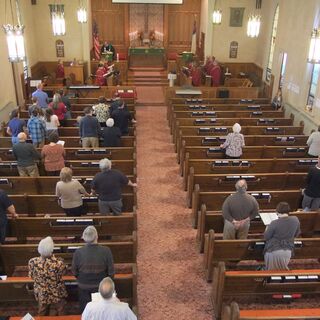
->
[307,64,320,109]
[23,59,29,80]
[278,52,287,89]
[49,4,66,36]
[266,5,279,82]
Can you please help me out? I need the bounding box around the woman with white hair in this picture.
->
[102,118,122,147]
[48,93,67,126]
[220,123,245,158]
[56,167,89,216]
[28,236,68,315]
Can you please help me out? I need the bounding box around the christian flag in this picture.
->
[191,18,197,54]
[93,20,100,60]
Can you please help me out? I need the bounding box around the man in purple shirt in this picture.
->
[7,109,26,144]
[32,83,49,108]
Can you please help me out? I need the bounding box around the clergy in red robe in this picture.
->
[56,60,65,78]
[94,63,107,86]
[210,62,221,87]
[191,66,202,87]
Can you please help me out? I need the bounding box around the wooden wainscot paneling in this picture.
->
[91,0,129,54]
[165,0,201,54]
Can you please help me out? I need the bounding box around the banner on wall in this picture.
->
[229,41,238,59]
[55,40,64,58]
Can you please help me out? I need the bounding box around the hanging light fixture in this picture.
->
[212,0,222,25]
[247,14,261,37]
[308,28,320,63]
[51,4,66,36]
[77,0,87,23]
[2,0,26,62]
[212,10,222,25]
[247,0,262,38]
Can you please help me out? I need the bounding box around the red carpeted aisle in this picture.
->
[135,104,212,320]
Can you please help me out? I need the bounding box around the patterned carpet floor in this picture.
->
[136,106,212,320]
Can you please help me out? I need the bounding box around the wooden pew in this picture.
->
[0,238,137,276]
[191,188,303,228]
[0,147,135,161]
[0,176,135,195]
[175,125,304,151]
[0,136,135,148]
[9,194,136,215]
[204,230,320,281]
[181,145,307,176]
[186,171,307,208]
[7,213,137,242]
[197,205,320,253]
[222,302,320,320]
[69,97,135,105]
[183,158,317,190]
[0,271,137,307]
[0,159,136,176]
[211,262,320,319]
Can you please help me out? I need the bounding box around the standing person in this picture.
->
[222,179,259,239]
[82,277,137,320]
[95,63,107,86]
[302,156,320,211]
[7,109,26,145]
[264,202,301,270]
[110,100,136,135]
[79,107,101,148]
[28,236,68,315]
[28,97,39,116]
[91,158,137,215]
[55,167,89,216]
[27,108,46,148]
[72,226,114,313]
[307,126,320,157]
[41,133,65,176]
[44,108,60,139]
[48,93,67,127]
[0,190,18,244]
[56,59,65,78]
[93,96,110,127]
[58,89,72,120]
[12,132,41,177]
[32,83,49,108]
[220,123,245,159]
[100,41,116,60]
[102,118,122,147]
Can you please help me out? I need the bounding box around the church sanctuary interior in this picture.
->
[2,0,320,319]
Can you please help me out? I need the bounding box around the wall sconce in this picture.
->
[247,0,262,38]
[77,0,87,23]
[212,10,222,25]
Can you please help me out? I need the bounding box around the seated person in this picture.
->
[56,59,65,78]
[82,277,137,320]
[271,88,282,110]
[102,118,122,147]
[264,202,301,270]
[28,236,68,315]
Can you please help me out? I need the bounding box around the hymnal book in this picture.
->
[259,212,278,226]
[21,313,34,320]
[57,140,65,146]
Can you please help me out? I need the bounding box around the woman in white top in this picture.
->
[307,126,320,157]
[56,167,89,216]
[45,108,60,139]
[220,123,245,158]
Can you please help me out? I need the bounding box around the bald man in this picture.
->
[222,179,259,239]
[82,277,136,320]
[12,132,41,177]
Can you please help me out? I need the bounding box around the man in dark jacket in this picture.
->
[102,118,121,147]
[72,226,114,313]
[110,100,136,135]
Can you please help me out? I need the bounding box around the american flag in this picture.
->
[93,20,100,60]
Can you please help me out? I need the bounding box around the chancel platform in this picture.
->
[129,47,165,68]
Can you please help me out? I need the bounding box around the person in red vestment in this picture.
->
[190,63,202,87]
[210,60,222,87]
[56,60,65,78]
[94,63,108,86]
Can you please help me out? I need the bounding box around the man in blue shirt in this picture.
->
[7,109,26,144]
[32,83,49,108]
[79,107,101,148]
[27,109,46,147]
